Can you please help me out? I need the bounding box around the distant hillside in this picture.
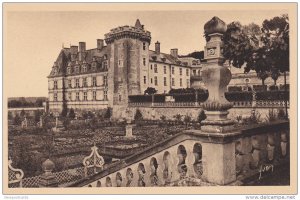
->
[8,97,47,108]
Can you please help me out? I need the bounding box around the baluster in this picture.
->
[130,166,139,187]
[168,148,181,182]
[267,134,275,162]
[185,144,195,178]
[143,162,152,187]
[280,131,288,157]
[119,170,127,187]
[155,156,165,186]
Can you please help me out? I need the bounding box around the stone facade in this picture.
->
[48,19,196,113]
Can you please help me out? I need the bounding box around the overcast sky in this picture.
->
[5,9,287,97]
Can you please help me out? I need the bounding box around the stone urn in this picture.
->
[201,16,234,133]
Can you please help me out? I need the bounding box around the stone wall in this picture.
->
[117,106,290,122]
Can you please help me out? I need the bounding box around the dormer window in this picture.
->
[82,65,87,73]
[53,67,58,75]
[92,62,97,71]
[67,67,71,74]
[75,66,80,73]
[143,42,146,50]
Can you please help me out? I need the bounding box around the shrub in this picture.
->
[266,109,277,122]
[236,115,242,123]
[228,86,242,92]
[68,108,76,119]
[269,85,279,91]
[104,107,112,119]
[244,110,261,124]
[197,110,206,123]
[134,109,143,121]
[144,87,157,95]
[174,114,182,123]
[183,115,192,128]
[277,109,286,120]
[225,91,253,101]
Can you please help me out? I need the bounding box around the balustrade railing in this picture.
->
[69,121,289,187]
[129,100,289,108]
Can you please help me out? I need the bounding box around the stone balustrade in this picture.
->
[70,121,289,187]
[129,100,289,108]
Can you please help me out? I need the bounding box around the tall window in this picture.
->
[103,61,108,69]
[75,79,80,88]
[104,90,108,100]
[172,78,175,86]
[143,42,146,50]
[93,91,97,100]
[150,64,153,70]
[163,66,167,74]
[143,58,146,66]
[150,78,153,84]
[187,79,190,88]
[68,93,72,101]
[75,66,80,73]
[144,76,147,84]
[179,68,182,76]
[164,77,167,86]
[68,80,72,88]
[54,93,58,101]
[67,67,71,74]
[154,64,158,73]
[83,92,87,101]
[103,76,108,86]
[172,67,175,75]
[82,65,87,73]
[118,94,122,101]
[186,69,189,76]
[54,81,58,89]
[92,77,97,86]
[83,77,87,87]
[180,78,182,87]
[76,92,80,101]
[154,76,158,86]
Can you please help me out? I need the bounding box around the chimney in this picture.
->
[79,42,86,52]
[70,46,78,61]
[97,39,104,50]
[155,41,160,54]
[79,42,86,61]
[170,48,178,58]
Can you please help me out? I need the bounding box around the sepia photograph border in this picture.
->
[2,2,298,195]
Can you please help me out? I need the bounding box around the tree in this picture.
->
[104,107,112,119]
[34,110,43,123]
[223,15,289,118]
[14,114,21,125]
[61,103,68,117]
[68,108,76,119]
[8,112,13,120]
[183,115,191,128]
[20,109,26,118]
[144,87,157,95]
[197,110,207,123]
[134,109,143,121]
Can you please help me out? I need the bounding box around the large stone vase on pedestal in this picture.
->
[201,16,234,133]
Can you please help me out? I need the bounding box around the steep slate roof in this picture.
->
[149,50,188,67]
[48,46,109,78]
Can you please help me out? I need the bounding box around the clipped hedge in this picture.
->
[225,92,253,101]
[255,91,289,101]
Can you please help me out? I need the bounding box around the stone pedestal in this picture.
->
[202,141,236,185]
[39,173,58,187]
[125,124,134,138]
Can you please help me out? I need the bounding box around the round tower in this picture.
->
[105,19,151,106]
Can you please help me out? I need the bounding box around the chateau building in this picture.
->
[48,19,196,113]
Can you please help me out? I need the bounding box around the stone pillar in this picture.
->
[39,159,58,187]
[202,141,236,185]
[201,16,234,133]
[198,16,237,185]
